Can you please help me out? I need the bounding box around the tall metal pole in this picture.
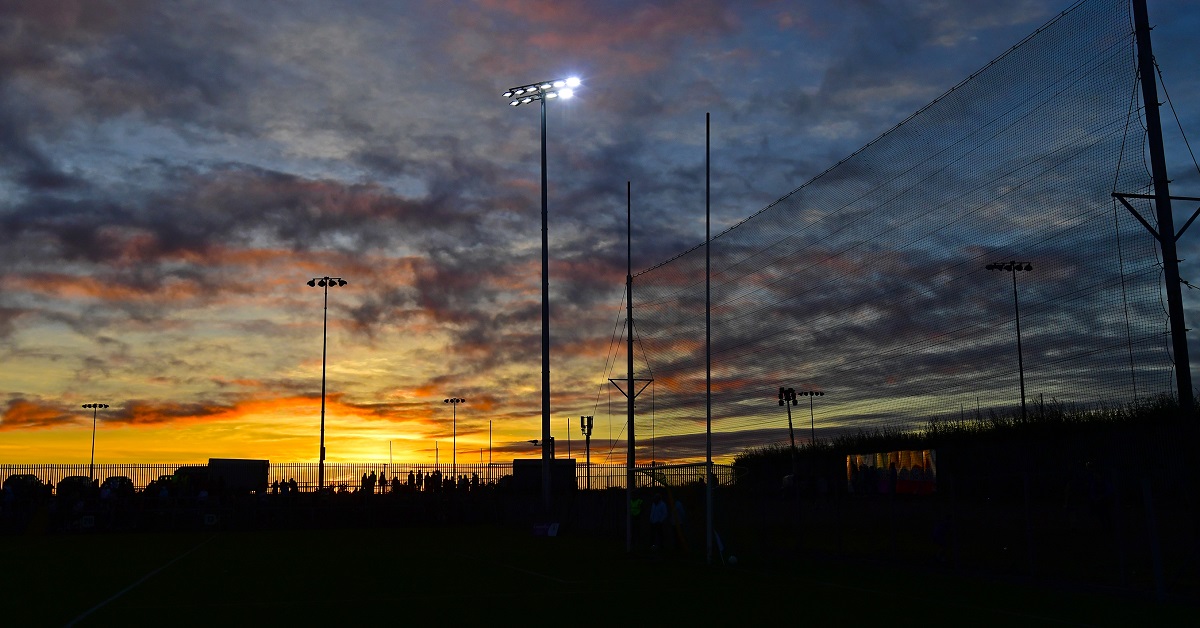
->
[90,405,98,480]
[83,404,107,480]
[540,93,553,511]
[626,180,636,553]
[1133,0,1194,412]
[452,401,457,477]
[320,281,328,491]
[309,276,346,491]
[705,112,713,564]
[1011,267,1028,422]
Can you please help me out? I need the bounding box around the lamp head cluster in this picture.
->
[986,261,1033,272]
[580,415,593,435]
[503,77,581,106]
[307,277,348,288]
[779,387,798,406]
[444,397,466,404]
[799,391,824,397]
[82,403,109,410]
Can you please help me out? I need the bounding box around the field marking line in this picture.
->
[65,535,217,627]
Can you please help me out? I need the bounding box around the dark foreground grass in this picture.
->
[2,526,1191,626]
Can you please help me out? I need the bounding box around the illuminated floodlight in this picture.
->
[502,76,582,108]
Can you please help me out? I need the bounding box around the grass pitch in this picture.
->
[2,524,1189,626]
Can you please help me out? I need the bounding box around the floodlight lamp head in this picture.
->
[307,279,316,287]
[318,279,327,287]
[565,76,581,87]
[1003,264,1013,272]
[1024,263,1033,272]
[559,88,573,99]
[337,279,347,286]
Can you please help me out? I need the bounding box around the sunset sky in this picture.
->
[3,0,1199,466]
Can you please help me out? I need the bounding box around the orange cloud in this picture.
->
[0,399,77,431]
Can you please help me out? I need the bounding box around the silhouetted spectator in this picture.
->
[271,480,280,495]
[408,470,416,488]
[649,492,668,550]
[416,470,424,491]
[288,478,298,494]
[361,473,368,493]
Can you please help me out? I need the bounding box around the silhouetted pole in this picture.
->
[444,397,465,477]
[779,387,798,474]
[1133,0,1194,413]
[986,262,1031,421]
[705,111,714,564]
[308,276,347,492]
[82,403,108,480]
[502,76,580,511]
[800,390,824,481]
[626,180,636,553]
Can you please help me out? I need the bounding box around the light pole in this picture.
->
[986,261,1032,421]
[799,391,824,444]
[307,275,348,492]
[581,415,593,490]
[444,397,465,477]
[502,75,580,511]
[778,388,799,479]
[82,403,108,480]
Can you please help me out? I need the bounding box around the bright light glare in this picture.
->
[559,88,574,99]
[565,76,581,87]
[553,80,565,88]
[545,92,558,99]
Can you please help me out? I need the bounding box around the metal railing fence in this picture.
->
[1,462,736,493]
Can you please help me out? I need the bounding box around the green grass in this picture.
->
[2,525,1191,626]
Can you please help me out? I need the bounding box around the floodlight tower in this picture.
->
[501,75,580,511]
[307,275,348,492]
[986,261,1032,421]
[82,403,109,480]
[444,397,465,477]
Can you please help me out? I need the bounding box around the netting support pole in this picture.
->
[626,180,636,554]
[705,112,714,566]
[1133,0,1194,414]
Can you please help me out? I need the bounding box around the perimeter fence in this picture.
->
[0,461,737,493]
[619,0,1177,462]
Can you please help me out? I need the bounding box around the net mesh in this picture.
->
[623,0,1171,462]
